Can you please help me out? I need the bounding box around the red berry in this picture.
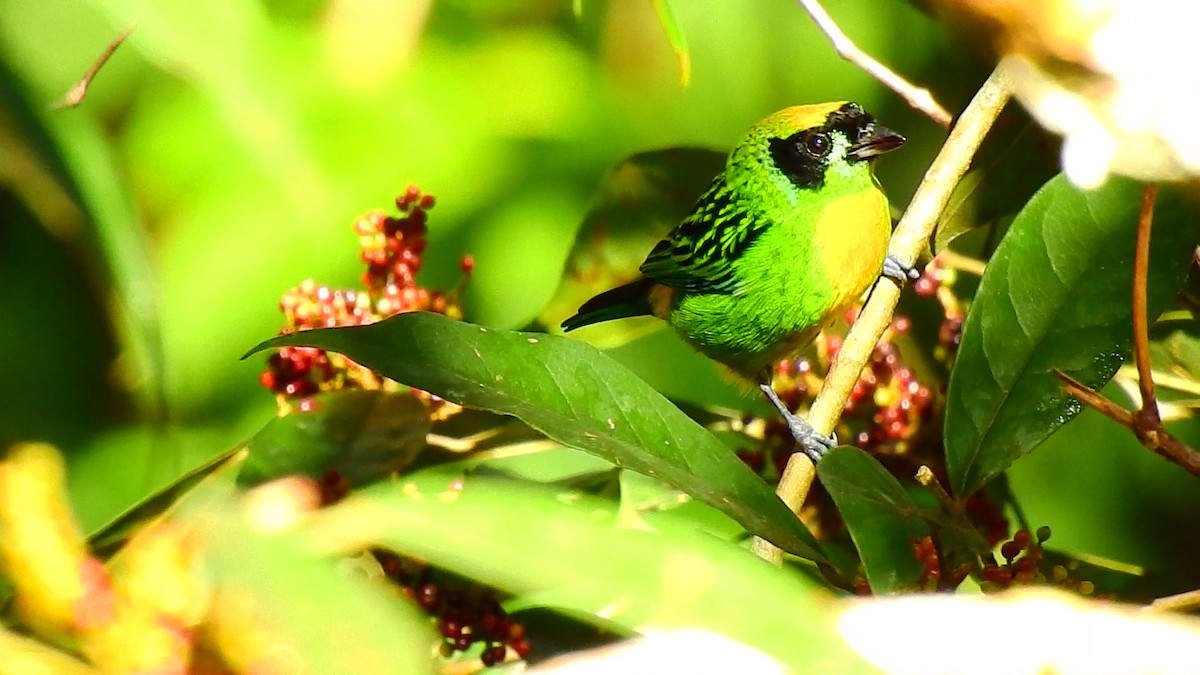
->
[440,618,463,639]
[1001,540,1022,562]
[1013,529,1031,549]
[417,582,439,611]
[511,637,532,659]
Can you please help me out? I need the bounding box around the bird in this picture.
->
[561,102,914,462]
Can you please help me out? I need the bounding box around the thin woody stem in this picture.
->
[1055,369,1200,476]
[54,26,135,110]
[797,0,952,128]
[1132,184,1160,422]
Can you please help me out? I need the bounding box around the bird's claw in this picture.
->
[785,414,837,463]
[759,383,836,464]
[882,254,920,287]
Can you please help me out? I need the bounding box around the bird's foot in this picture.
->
[881,254,920,287]
[759,383,837,463]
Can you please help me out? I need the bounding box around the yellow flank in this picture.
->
[647,283,675,320]
[812,186,891,312]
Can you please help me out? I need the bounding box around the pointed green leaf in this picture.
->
[245,312,824,560]
[302,471,868,672]
[87,446,242,557]
[817,446,930,594]
[541,148,724,347]
[651,0,691,87]
[238,390,431,488]
[945,177,1200,495]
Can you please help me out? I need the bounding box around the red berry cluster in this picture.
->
[980,527,1044,588]
[260,185,472,406]
[373,550,531,667]
[913,259,966,363]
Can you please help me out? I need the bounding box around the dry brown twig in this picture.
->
[53,26,135,110]
[797,0,952,129]
[1053,184,1200,477]
[752,67,1011,563]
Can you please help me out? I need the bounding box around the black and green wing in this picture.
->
[639,178,772,295]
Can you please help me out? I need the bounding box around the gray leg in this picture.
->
[759,383,836,463]
[882,254,920,287]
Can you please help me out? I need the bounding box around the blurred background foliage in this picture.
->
[1,0,1197,593]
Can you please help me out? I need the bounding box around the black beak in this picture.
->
[847,123,906,161]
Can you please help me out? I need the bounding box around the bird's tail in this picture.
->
[561,278,656,332]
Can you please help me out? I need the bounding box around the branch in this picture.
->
[753,66,1010,563]
[53,26,135,110]
[1055,370,1200,476]
[1132,184,1160,423]
[1049,183,1200,476]
[797,0,952,129]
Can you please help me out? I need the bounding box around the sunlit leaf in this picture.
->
[818,446,930,593]
[651,0,691,88]
[0,625,97,675]
[182,490,434,675]
[541,148,724,347]
[245,312,824,560]
[301,471,869,671]
[945,177,1200,496]
[87,446,243,557]
[238,390,431,488]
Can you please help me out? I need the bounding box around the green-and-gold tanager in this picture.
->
[562,102,913,461]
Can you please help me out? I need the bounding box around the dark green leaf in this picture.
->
[302,471,868,671]
[935,107,1059,253]
[238,390,430,488]
[817,446,931,594]
[540,148,724,347]
[945,177,1200,495]
[245,312,824,560]
[0,54,165,420]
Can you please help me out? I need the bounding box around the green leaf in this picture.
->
[245,312,824,560]
[817,446,931,594]
[1149,323,1200,386]
[945,177,1200,496]
[302,471,869,672]
[238,390,431,488]
[0,625,97,675]
[0,49,165,419]
[651,0,691,88]
[540,148,724,347]
[934,107,1059,253]
[87,445,243,557]
[182,489,434,675]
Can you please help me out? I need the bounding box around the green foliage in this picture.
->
[303,470,868,671]
[944,177,1200,496]
[4,0,1200,671]
[247,313,824,561]
[818,446,931,593]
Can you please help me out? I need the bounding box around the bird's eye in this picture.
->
[804,132,830,157]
